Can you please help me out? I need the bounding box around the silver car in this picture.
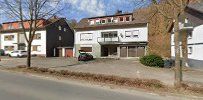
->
[9,50,28,57]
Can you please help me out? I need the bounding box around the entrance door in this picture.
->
[58,48,62,57]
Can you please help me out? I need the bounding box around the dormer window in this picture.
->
[90,20,94,25]
[119,17,124,22]
[185,18,189,23]
[18,22,22,28]
[58,26,62,30]
[8,23,14,29]
[107,18,112,23]
[96,20,100,25]
[101,19,106,24]
[126,16,130,22]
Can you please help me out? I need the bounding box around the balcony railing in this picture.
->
[97,37,119,43]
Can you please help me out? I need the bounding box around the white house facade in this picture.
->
[1,30,47,56]
[75,13,148,58]
[171,2,203,69]
[0,18,74,57]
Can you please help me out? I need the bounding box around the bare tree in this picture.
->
[150,0,191,88]
[1,0,67,67]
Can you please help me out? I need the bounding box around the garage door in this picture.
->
[120,46,145,57]
[65,48,73,57]
[128,46,137,57]
[120,46,127,57]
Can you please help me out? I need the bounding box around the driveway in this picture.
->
[0,56,203,86]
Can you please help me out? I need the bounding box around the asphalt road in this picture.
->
[0,70,196,100]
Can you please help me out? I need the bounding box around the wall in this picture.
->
[171,25,203,68]
[1,33,18,54]
[1,30,47,55]
[46,19,74,57]
[75,26,148,57]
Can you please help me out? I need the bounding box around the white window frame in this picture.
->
[90,20,95,25]
[188,32,192,39]
[80,45,93,53]
[80,33,93,41]
[125,16,131,22]
[125,30,139,38]
[101,19,106,24]
[58,26,62,30]
[188,46,193,54]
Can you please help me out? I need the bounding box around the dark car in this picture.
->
[78,52,93,61]
[0,49,5,56]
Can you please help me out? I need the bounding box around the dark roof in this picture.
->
[188,1,203,13]
[75,12,148,31]
[185,1,203,26]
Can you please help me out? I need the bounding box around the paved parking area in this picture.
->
[0,56,203,86]
[0,57,78,68]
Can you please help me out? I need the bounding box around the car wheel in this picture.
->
[8,54,11,57]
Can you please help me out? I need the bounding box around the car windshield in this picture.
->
[21,51,27,53]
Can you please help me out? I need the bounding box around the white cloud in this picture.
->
[65,0,105,17]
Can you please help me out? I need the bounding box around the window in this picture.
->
[8,23,14,29]
[185,18,189,23]
[126,16,130,22]
[101,19,106,24]
[80,33,93,41]
[80,47,92,52]
[18,22,22,28]
[132,30,139,38]
[125,30,139,38]
[119,17,124,22]
[64,28,67,32]
[188,32,192,39]
[4,46,14,51]
[101,31,118,38]
[33,33,41,40]
[107,18,112,23]
[188,47,193,54]
[90,20,94,25]
[58,26,62,30]
[125,31,132,38]
[4,35,15,41]
[96,20,100,25]
[59,36,62,40]
[32,45,41,52]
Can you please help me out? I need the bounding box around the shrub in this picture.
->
[140,54,164,68]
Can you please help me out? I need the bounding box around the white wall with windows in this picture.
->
[171,25,203,60]
[25,30,47,56]
[1,33,18,54]
[75,26,148,45]
[1,30,47,56]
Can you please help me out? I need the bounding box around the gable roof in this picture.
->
[75,12,148,31]
[185,1,203,26]
[0,18,66,33]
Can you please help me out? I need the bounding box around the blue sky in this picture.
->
[0,0,150,23]
[62,0,150,21]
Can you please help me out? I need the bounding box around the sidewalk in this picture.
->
[50,59,203,86]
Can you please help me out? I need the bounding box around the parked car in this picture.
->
[8,50,28,57]
[0,49,5,56]
[78,52,93,61]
